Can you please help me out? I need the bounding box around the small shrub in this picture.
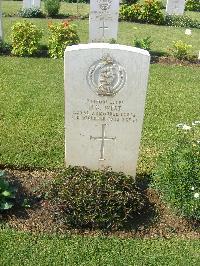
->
[49,166,147,230]
[0,171,16,211]
[120,0,164,25]
[109,38,117,44]
[185,0,200,11]
[0,39,11,55]
[156,0,165,9]
[171,40,192,60]
[120,3,142,22]
[152,121,200,220]
[44,0,61,17]
[133,36,153,51]
[140,0,164,25]
[18,7,44,18]
[165,15,200,29]
[11,21,43,56]
[48,21,80,58]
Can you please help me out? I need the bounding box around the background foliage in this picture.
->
[11,21,43,56]
[44,0,61,17]
[48,21,80,58]
[153,124,200,220]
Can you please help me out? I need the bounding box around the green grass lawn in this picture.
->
[0,228,200,265]
[0,56,199,172]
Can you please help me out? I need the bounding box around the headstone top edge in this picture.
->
[65,43,150,57]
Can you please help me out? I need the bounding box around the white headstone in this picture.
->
[23,0,41,9]
[0,0,3,40]
[166,0,185,15]
[64,43,150,177]
[89,0,120,43]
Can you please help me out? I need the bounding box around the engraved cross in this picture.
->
[99,20,108,40]
[90,124,116,161]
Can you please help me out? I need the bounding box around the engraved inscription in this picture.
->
[72,99,137,123]
[90,124,116,160]
[99,20,109,40]
[87,55,126,97]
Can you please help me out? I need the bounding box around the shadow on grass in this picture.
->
[46,13,89,20]
[150,50,169,64]
[1,171,42,221]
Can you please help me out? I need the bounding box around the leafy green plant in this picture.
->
[48,21,80,58]
[44,0,61,17]
[120,0,164,25]
[109,38,117,44]
[185,0,200,11]
[49,166,148,230]
[171,40,192,60]
[11,21,43,56]
[18,7,44,18]
[156,0,165,9]
[0,39,11,55]
[120,3,142,22]
[140,0,164,25]
[133,36,153,51]
[165,15,200,29]
[120,2,199,28]
[152,121,200,220]
[0,171,16,211]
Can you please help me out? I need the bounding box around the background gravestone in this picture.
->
[89,0,120,43]
[23,0,41,9]
[166,0,185,15]
[0,0,3,40]
[64,44,150,177]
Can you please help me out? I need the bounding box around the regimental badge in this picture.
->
[87,55,126,97]
[97,0,112,11]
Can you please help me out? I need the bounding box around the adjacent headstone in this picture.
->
[89,0,120,43]
[23,0,41,9]
[0,0,3,40]
[64,44,150,177]
[166,0,185,15]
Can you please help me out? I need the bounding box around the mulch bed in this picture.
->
[151,56,200,66]
[1,168,199,239]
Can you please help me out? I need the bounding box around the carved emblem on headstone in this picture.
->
[97,0,112,11]
[87,54,126,96]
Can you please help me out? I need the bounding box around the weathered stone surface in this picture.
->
[64,43,150,177]
[0,0,3,40]
[89,0,120,43]
[166,0,185,15]
[23,0,41,9]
